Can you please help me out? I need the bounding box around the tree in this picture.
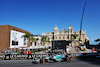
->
[71,34,78,40]
[22,33,39,46]
[41,36,50,52]
[21,32,34,54]
[29,36,38,42]
[94,38,100,42]
[94,38,100,45]
[22,32,33,40]
[41,36,50,46]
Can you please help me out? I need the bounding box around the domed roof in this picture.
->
[69,25,73,30]
[54,25,58,30]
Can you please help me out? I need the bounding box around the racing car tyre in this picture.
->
[40,58,47,64]
[66,57,71,62]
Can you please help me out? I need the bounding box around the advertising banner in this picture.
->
[10,30,27,48]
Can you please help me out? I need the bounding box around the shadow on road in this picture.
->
[76,57,100,65]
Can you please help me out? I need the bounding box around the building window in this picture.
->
[41,42,43,46]
[67,36,69,39]
[24,37,27,45]
[35,42,36,46]
[63,36,65,39]
[59,36,61,39]
[30,42,32,46]
[56,37,57,39]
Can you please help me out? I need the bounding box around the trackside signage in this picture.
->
[0,54,48,59]
[0,53,97,60]
[0,55,5,58]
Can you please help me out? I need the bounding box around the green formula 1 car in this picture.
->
[32,54,71,64]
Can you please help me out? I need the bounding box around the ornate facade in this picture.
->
[42,25,89,47]
[29,35,51,49]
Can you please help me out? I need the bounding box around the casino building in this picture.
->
[0,25,30,53]
[42,25,89,48]
[0,25,89,53]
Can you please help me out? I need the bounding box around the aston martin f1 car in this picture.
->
[32,54,71,64]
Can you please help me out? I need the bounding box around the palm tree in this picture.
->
[95,38,100,42]
[30,37,39,46]
[21,32,34,54]
[22,32,34,47]
[94,38,100,44]
[22,32,33,39]
[41,36,50,45]
[41,36,50,52]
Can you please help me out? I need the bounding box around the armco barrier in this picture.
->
[0,53,98,60]
[68,53,97,58]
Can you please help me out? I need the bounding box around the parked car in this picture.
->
[80,45,86,51]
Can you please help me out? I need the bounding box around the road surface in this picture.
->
[0,58,100,67]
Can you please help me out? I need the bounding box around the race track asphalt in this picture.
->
[0,58,100,67]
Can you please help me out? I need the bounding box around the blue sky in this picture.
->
[0,0,100,44]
